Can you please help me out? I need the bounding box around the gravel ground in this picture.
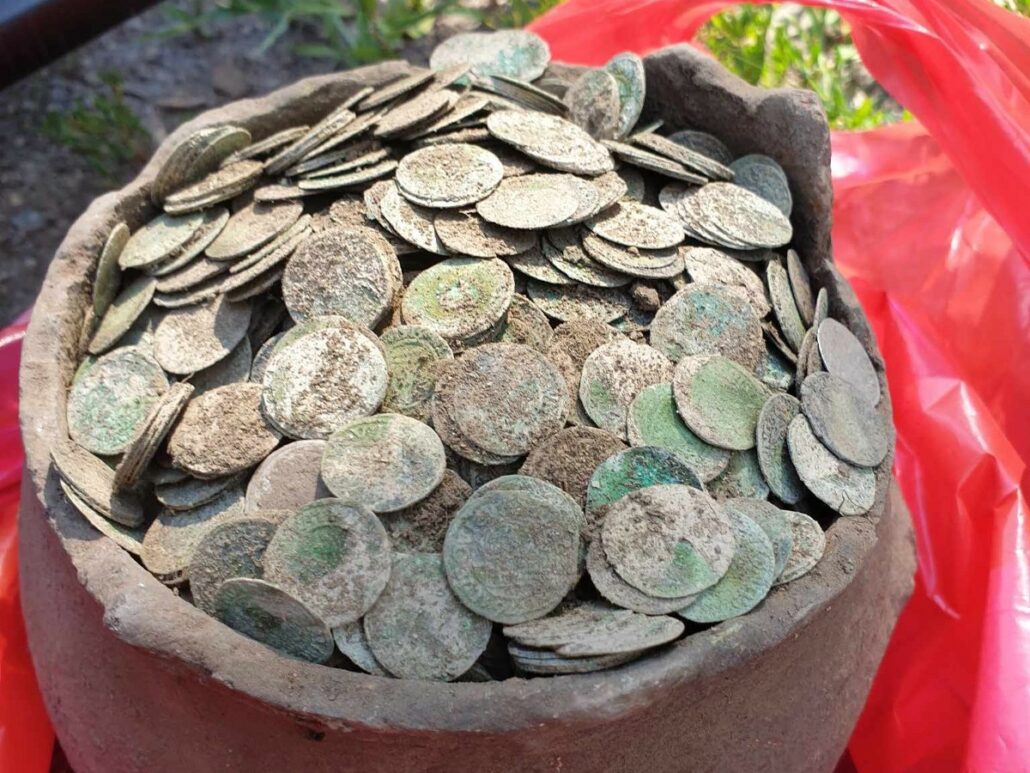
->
[0,0,458,324]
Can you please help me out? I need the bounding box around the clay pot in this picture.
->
[18,46,914,773]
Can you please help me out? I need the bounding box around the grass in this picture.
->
[41,70,151,179]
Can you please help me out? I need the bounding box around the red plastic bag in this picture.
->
[530,1,1030,771]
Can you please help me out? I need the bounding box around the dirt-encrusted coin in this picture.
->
[153,294,252,375]
[585,446,703,513]
[801,372,890,467]
[434,210,537,257]
[430,29,550,81]
[730,154,792,215]
[672,355,771,451]
[476,174,579,230]
[766,260,806,352]
[586,201,685,250]
[263,499,391,626]
[261,316,388,439]
[565,69,621,140]
[164,160,263,214]
[775,510,826,584]
[188,517,278,614]
[156,472,243,512]
[93,222,128,316]
[542,228,629,288]
[817,318,880,405]
[579,339,673,438]
[520,426,627,506]
[486,110,613,176]
[50,440,144,527]
[88,276,157,354]
[604,52,646,138]
[681,246,772,317]
[119,211,208,270]
[527,279,631,323]
[580,232,682,279]
[678,182,793,249]
[114,381,194,489]
[364,552,492,681]
[395,143,503,208]
[507,243,574,285]
[152,124,251,203]
[498,294,554,352]
[651,284,764,370]
[379,469,470,552]
[332,621,387,675]
[555,612,684,657]
[708,449,770,501]
[59,481,146,555]
[380,325,453,421]
[585,539,698,615]
[503,601,633,648]
[787,415,876,516]
[245,439,331,513]
[206,200,303,260]
[755,393,805,504]
[666,129,734,166]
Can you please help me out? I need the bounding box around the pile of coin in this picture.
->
[55,29,891,681]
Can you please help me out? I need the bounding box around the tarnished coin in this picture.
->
[296,159,398,192]
[59,480,146,555]
[672,355,771,451]
[725,498,794,578]
[603,139,707,184]
[358,69,435,111]
[507,641,641,675]
[543,228,630,288]
[205,200,303,260]
[212,578,333,663]
[380,325,453,421]
[187,337,251,395]
[469,475,585,542]
[775,510,826,584]
[50,440,144,527]
[332,621,387,675]
[88,276,157,354]
[164,160,263,215]
[666,129,734,166]
[681,246,772,317]
[379,468,470,553]
[152,124,251,203]
[707,450,770,501]
[395,143,503,208]
[604,52,646,138]
[503,601,632,648]
[401,258,514,350]
[814,287,829,326]
[756,344,795,392]
[555,611,684,657]
[651,284,764,370]
[498,294,554,352]
[626,383,731,482]
[521,426,628,507]
[167,383,281,478]
[430,29,550,82]
[678,182,793,249]
[528,279,631,323]
[263,499,391,626]
[375,88,457,139]
[678,510,775,623]
[601,484,735,598]
[141,486,246,581]
[264,104,357,175]
[114,381,194,489]
[434,210,536,258]
[223,125,309,165]
[507,244,574,285]
[817,318,880,406]
[730,154,792,216]
[365,552,492,681]
[153,294,252,375]
[766,260,806,352]
[245,439,331,513]
[590,170,629,211]
[476,174,579,230]
[282,225,401,327]
[786,415,876,516]
[156,472,243,512]
[120,212,209,271]
[486,110,613,176]
[443,489,580,624]
[585,539,698,615]
[631,132,733,181]
[93,222,128,316]
[188,517,278,614]
[786,249,814,325]
[586,201,685,250]
[580,232,682,279]
[67,345,168,455]
[579,339,672,439]
[565,69,621,140]
[800,372,889,468]
[261,315,388,439]
[585,446,703,513]
[407,94,491,139]
[322,413,445,512]
[755,393,805,504]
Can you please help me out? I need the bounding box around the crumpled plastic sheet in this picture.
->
[1,1,1027,769]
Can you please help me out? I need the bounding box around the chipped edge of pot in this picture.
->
[19,49,900,735]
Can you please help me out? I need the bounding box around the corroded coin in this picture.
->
[364,552,492,681]
[261,315,388,439]
[59,480,146,555]
[263,498,391,626]
[223,125,309,165]
[430,29,550,81]
[626,383,731,483]
[486,110,613,176]
[755,392,805,504]
[212,577,333,663]
[120,211,208,270]
[152,124,251,203]
[678,510,775,623]
[603,139,708,184]
[800,372,889,467]
[205,200,303,260]
[503,601,633,648]
[114,381,194,489]
[50,439,144,527]
[565,69,621,140]
[375,88,457,139]
[601,484,735,598]
[88,276,157,355]
[434,210,537,258]
[281,225,401,327]
[507,641,641,675]
[579,339,672,438]
[380,325,453,421]
[604,52,646,138]
[167,383,281,479]
[469,475,585,544]
[817,318,880,406]
[67,345,168,456]
[542,228,630,288]
[786,249,815,325]
[766,260,806,352]
[725,498,794,578]
[521,426,628,507]
[681,246,772,317]
[775,510,826,584]
[332,621,387,675]
[707,450,770,501]
[188,337,251,395]
[358,69,435,111]
[528,279,631,323]
[672,355,771,451]
[93,222,128,316]
[498,294,554,352]
[586,201,685,250]
[632,132,733,181]
[153,294,252,375]
[155,472,243,512]
[666,129,734,166]
[379,468,470,552]
[401,258,514,350]
[580,232,682,279]
[730,154,792,216]
[164,160,263,215]
[585,539,698,615]
[585,445,703,513]
[188,517,278,615]
[245,439,331,513]
[380,184,447,256]
[814,287,829,326]
[786,414,876,516]
[507,243,574,285]
[476,174,579,230]
[678,182,793,249]
[555,612,684,657]
[395,143,503,208]
[322,413,446,512]
[651,284,764,370]
[443,489,580,624]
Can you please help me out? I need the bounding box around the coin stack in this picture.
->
[55,29,892,681]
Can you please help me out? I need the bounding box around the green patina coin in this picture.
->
[498,294,554,352]
[364,552,492,682]
[401,258,514,351]
[434,210,537,258]
[521,426,627,507]
[775,510,826,584]
[245,439,330,513]
[470,475,585,546]
[542,228,631,288]
[67,345,168,456]
[486,110,613,176]
[801,372,890,468]
[153,294,252,375]
[503,601,633,648]
[708,450,770,501]
[555,611,683,657]
[678,182,793,250]
[431,29,550,82]
[756,392,805,504]
[51,440,144,527]
[205,199,303,260]
[565,69,621,140]
[600,484,735,598]
[119,211,208,270]
[756,344,795,392]
[787,415,876,516]
[817,318,881,406]
[476,174,580,230]
[443,489,580,624]
[152,124,251,203]
[188,516,279,615]
[651,284,764,370]
[725,498,794,578]
[88,276,157,355]
[626,383,731,483]
[508,244,574,285]
[678,510,775,623]
[114,381,194,490]
[140,486,246,581]
[585,445,703,513]
[604,53,646,139]
[585,538,698,614]
[263,498,391,626]
[396,143,503,208]
[156,472,243,512]
[93,222,128,316]
[59,480,147,555]
[380,325,453,421]
[586,201,684,251]
[379,469,470,553]
[282,225,402,328]
[322,413,446,513]
[766,260,806,352]
[579,339,672,439]
[671,355,771,451]
[260,316,388,439]
[528,279,631,323]
[332,621,388,675]
[212,578,333,663]
[681,246,772,318]
[730,154,792,216]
